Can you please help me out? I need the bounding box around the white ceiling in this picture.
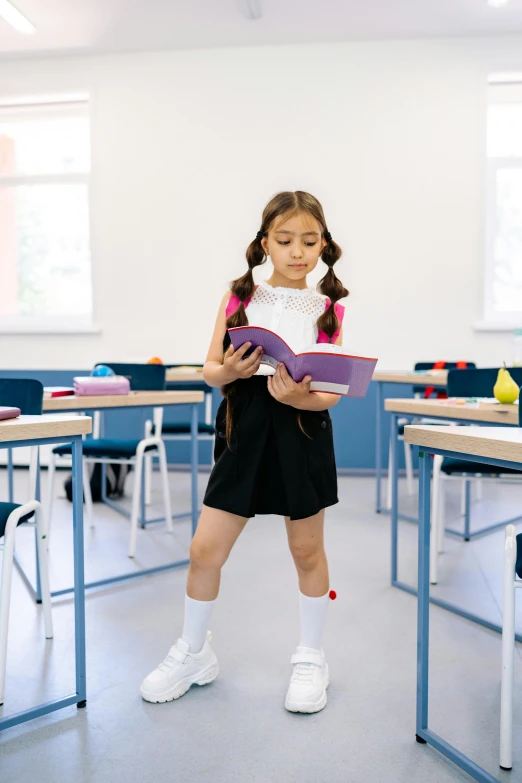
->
[1,0,522,58]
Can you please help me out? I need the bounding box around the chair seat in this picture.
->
[155,422,215,436]
[0,502,34,538]
[53,439,157,459]
[441,457,522,476]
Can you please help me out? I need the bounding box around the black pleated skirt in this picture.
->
[203,375,339,521]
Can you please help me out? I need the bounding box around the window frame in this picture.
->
[0,96,96,334]
[478,80,522,331]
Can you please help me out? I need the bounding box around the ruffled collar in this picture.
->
[259,280,318,296]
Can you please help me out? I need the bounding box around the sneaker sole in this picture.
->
[140,662,219,704]
[284,679,329,714]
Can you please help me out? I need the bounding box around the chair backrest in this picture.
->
[413,361,476,396]
[447,367,522,398]
[100,363,166,391]
[0,379,43,414]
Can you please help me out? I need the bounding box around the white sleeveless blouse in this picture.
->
[232,280,342,377]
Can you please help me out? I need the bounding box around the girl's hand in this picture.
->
[267,363,312,406]
[223,342,264,381]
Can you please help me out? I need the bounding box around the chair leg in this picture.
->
[0,504,40,705]
[157,440,173,534]
[404,441,414,496]
[45,454,57,545]
[83,461,94,529]
[0,522,16,706]
[34,505,53,640]
[430,455,442,585]
[144,420,153,506]
[500,525,517,771]
[128,455,144,559]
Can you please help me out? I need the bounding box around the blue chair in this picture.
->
[47,364,172,559]
[0,379,53,706]
[144,367,215,505]
[431,368,522,583]
[388,361,475,507]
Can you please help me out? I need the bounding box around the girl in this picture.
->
[141,190,348,714]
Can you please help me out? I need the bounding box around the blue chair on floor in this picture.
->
[388,360,475,506]
[431,368,522,583]
[46,364,173,559]
[144,366,215,505]
[0,379,53,706]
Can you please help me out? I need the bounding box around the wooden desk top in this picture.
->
[43,390,204,412]
[373,370,448,386]
[404,425,522,465]
[0,414,92,443]
[384,397,519,426]
[166,368,205,383]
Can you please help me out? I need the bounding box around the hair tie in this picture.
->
[324,230,332,243]
[256,230,264,241]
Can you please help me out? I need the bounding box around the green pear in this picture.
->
[493,365,520,404]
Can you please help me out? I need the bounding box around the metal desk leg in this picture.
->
[191,403,198,535]
[415,451,500,783]
[72,438,87,709]
[464,480,471,541]
[376,381,383,512]
[416,450,431,743]
[391,414,399,584]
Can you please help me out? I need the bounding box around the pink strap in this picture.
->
[317,299,345,344]
[225,285,258,318]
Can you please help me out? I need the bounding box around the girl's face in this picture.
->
[261,211,327,286]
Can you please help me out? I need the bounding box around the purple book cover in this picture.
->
[228,326,378,397]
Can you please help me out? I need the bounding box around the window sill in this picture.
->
[0,320,101,335]
[474,320,521,333]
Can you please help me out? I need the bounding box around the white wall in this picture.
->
[1,36,522,371]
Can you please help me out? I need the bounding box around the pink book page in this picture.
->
[228,326,377,397]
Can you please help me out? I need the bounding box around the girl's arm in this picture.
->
[202,292,263,387]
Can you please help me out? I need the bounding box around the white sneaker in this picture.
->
[140,631,219,703]
[284,645,329,714]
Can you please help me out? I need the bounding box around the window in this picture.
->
[484,81,522,328]
[0,95,94,332]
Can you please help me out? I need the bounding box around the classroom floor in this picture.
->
[1,468,522,783]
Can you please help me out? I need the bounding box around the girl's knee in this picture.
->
[189,538,226,570]
[289,543,325,571]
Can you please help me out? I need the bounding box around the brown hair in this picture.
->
[222,191,349,444]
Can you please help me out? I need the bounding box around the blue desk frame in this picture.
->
[12,400,200,599]
[375,377,447,514]
[389,410,522,643]
[0,434,85,732]
[415,447,520,783]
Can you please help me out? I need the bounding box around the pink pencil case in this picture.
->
[73,376,131,396]
[0,406,21,420]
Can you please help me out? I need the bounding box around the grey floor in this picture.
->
[1,468,522,783]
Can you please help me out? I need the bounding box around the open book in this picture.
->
[228,325,378,397]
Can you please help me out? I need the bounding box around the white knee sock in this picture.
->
[299,590,329,651]
[181,594,216,653]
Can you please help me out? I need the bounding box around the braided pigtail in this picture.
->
[221,229,268,445]
[316,230,349,342]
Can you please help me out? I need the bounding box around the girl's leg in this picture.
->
[285,510,330,651]
[181,504,249,652]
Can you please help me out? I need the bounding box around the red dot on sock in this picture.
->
[329,590,337,600]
